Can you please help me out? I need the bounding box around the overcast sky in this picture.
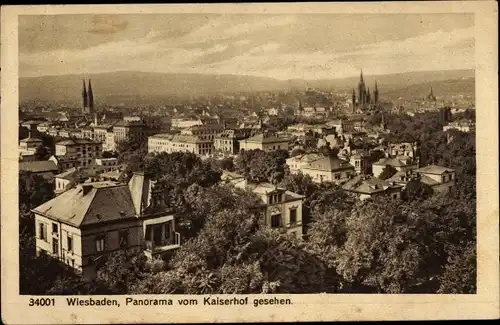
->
[19,14,474,80]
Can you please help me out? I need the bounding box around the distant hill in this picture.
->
[19,69,474,106]
[381,77,475,101]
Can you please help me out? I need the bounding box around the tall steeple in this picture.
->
[88,79,94,113]
[358,69,366,107]
[82,79,88,113]
[374,81,379,104]
[351,89,356,113]
[427,85,436,102]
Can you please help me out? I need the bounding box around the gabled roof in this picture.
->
[288,153,322,164]
[305,155,353,172]
[128,172,151,215]
[32,182,137,227]
[19,137,43,143]
[245,182,305,200]
[19,161,59,173]
[54,167,78,180]
[419,175,440,186]
[342,175,403,194]
[54,167,98,181]
[415,164,455,175]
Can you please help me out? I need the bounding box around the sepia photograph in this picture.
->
[1,2,498,324]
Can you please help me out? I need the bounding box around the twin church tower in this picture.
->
[81,79,94,114]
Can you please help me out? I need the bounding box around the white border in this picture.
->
[1,2,498,323]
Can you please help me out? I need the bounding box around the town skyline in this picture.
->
[20,13,474,80]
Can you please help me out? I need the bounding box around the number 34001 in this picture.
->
[29,298,55,306]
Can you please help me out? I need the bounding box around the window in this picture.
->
[289,208,297,225]
[271,214,282,228]
[392,194,398,199]
[164,223,172,239]
[67,235,73,252]
[52,223,58,234]
[119,231,128,248]
[39,223,46,241]
[334,173,341,180]
[52,239,59,255]
[355,161,360,167]
[95,235,105,252]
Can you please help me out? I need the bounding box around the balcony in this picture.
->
[145,232,181,255]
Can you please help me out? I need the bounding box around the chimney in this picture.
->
[81,184,93,195]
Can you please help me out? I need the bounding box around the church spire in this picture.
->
[88,79,94,113]
[374,81,379,104]
[352,89,356,114]
[82,79,88,113]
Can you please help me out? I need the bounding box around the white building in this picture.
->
[51,138,103,170]
[32,173,181,279]
[148,134,214,156]
[443,120,475,133]
[286,154,355,184]
[221,172,304,238]
[239,133,290,152]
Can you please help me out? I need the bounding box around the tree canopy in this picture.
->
[235,149,289,184]
[378,165,398,180]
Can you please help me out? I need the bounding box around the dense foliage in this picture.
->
[235,149,289,184]
[378,165,397,180]
[19,110,476,295]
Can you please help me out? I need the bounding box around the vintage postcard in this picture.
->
[1,2,498,324]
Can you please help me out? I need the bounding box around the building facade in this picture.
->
[287,154,355,184]
[32,173,181,279]
[148,134,214,156]
[53,138,103,169]
[239,133,290,152]
[214,129,252,154]
[414,165,456,194]
[342,175,403,201]
[222,172,304,238]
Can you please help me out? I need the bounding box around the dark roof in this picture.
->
[56,138,100,146]
[305,155,354,172]
[373,156,414,167]
[19,137,43,143]
[54,167,98,181]
[32,182,137,227]
[342,175,403,194]
[19,161,59,173]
